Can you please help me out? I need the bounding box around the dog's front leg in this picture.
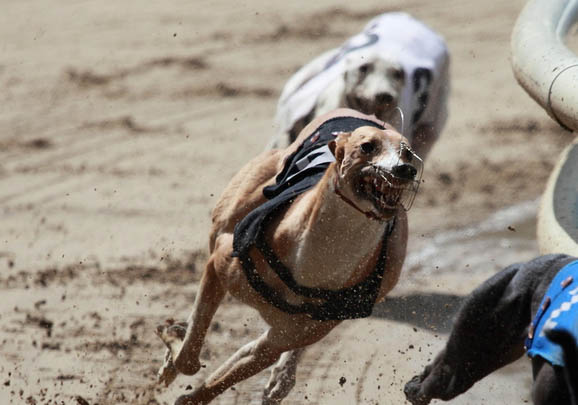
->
[405,263,532,404]
[175,258,226,375]
[262,347,305,405]
[157,257,226,386]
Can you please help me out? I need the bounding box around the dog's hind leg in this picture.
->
[404,262,534,405]
[175,321,336,405]
[175,330,286,405]
[262,347,305,405]
[173,257,226,377]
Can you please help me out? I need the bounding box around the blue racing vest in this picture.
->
[526,260,578,366]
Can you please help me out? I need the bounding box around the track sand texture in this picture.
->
[0,1,575,404]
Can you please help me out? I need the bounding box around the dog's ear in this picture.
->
[329,132,350,163]
[328,140,338,157]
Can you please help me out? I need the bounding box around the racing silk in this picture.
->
[232,116,395,321]
[275,12,449,142]
[526,260,578,366]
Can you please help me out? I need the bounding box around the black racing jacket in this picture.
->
[232,116,395,321]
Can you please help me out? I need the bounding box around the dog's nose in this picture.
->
[375,92,394,105]
[391,163,417,180]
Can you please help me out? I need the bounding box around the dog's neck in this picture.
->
[273,163,391,290]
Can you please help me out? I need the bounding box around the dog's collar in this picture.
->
[333,179,388,222]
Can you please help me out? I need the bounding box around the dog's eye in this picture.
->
[360,142,376,154]
[359,63,372,75]
[391,68,405,82]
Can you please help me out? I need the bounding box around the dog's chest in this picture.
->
[284,210,385,289]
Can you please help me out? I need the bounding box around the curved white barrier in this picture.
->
[511,0,578,131]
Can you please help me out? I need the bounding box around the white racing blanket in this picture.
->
[275,12,449,142]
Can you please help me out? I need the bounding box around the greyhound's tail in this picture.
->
[546,329,578,405]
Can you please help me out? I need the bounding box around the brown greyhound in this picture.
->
[156,108,422,404]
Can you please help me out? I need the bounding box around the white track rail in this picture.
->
[512,0,578,131]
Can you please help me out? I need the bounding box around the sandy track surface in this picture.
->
[1,0,575,404]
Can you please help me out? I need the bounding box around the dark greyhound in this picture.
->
[404,254,578,405]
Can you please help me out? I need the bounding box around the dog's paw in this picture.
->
[262,353,298,405]
[158,348,179,387]
[262,370,295,405]
[155,320,187,355]
[404,375,430,405]
[155,320,188,386]
[155,320,200,376]
[156,320,187,343]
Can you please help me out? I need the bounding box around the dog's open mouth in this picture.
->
[360,174,405,210]
[356,161,422,213]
